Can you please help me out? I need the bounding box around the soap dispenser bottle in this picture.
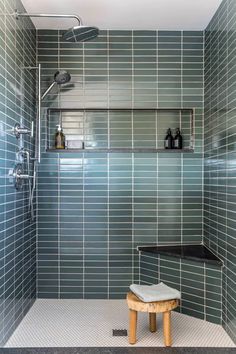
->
[174,128,183,149]
[164,128,173,149]
[55,124,65,149]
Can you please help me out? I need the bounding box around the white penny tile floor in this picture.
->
[5,299,235,348]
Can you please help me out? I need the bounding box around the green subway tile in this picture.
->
[35,26,207,319]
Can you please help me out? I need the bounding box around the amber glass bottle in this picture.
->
[55,124,65,149]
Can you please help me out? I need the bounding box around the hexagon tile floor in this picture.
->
[5,300,235,348]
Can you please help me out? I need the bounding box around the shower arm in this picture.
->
[41,82,56,101]
[14,10,82,26]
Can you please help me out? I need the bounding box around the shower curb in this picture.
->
[1,348,236,354]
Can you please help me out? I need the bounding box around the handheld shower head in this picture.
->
[41,70,71,100]
[54,70,71,84]
[62,26,99,43]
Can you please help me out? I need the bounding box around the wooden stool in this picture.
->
[126,291,179,347]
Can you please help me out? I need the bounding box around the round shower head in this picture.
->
[62,26,99,43]
[41,70,71,100]
[54,70,71,84]
[14,11,99,43]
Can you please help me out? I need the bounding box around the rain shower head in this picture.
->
[62,26,99,43]
[14,10,99,42]
[41,70,71,100]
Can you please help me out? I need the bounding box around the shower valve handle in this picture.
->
[8,164,30,190]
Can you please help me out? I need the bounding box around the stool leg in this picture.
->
[129,309,137,345]
[163,311,171,347]
[149,313,157,332]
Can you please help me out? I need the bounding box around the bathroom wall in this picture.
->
[204,0,236,343]
[140,251,222,323]
[0,0,36,346]
[37,30,204,299]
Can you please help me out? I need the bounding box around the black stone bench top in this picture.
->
[138,244,223,266]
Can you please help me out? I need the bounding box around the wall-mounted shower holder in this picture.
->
[8,163,30,190]
[9,123,33,139]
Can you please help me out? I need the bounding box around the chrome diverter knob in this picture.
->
[8,163,30,190]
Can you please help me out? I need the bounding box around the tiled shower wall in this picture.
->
[0,0,36,346]
[37,30,204,299]
[140,252,222,324]
[204,0,236,343]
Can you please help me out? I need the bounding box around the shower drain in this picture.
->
[112,329,128,336]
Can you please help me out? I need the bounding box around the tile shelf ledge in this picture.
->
[138,244,223,266]
[46,148,194,153]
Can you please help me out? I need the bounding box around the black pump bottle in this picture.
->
[164,128,173,149]
[174,128,183,149]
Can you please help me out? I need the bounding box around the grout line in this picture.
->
[132,153,134,284]
[58,153,60,299]
[107,153,110,298]
[82,152,85,299]
[181,154,183,244]
[204,262,206,321]
[107,30,110,299]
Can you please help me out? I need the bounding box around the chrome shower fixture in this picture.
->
[14,10,99,42]
[41,70,71,100]
[8,122,33,139]
[62,25,99,43]
[8,163,30,190]
[9,150,35,219]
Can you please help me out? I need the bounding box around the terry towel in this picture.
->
[130,282,181,303]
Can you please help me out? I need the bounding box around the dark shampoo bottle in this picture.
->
[164,128,173,149]
[174,128,183,149]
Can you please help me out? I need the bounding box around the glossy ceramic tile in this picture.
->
[0,0,36,346]
[37,30,204,300]
[204,0,236,343]
[140,252,222,324]
[5,299,235,348]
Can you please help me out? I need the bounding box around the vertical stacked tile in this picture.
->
[84,30,108,108]
[157,37,196,250]
[37,153,59,297]
[182,31,204,243]
[205,0,236,343]
[84,152,108,298]
[107,32,133,296]
[0,0,36,345]
[158,154,182,243]
[158,31,182,109]
[109,152,133,298]
[133,153,158,284]
[59,155,84,298]
[133,31,157,108]
[37,29,60,298]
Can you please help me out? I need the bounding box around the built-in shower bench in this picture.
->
[137,244,223,325]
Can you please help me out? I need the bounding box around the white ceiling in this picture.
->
[21,0,222,30]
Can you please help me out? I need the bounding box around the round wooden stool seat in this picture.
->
[126,291,179,347]
[127,291,179,313]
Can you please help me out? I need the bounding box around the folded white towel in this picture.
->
[130,282,181,303]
